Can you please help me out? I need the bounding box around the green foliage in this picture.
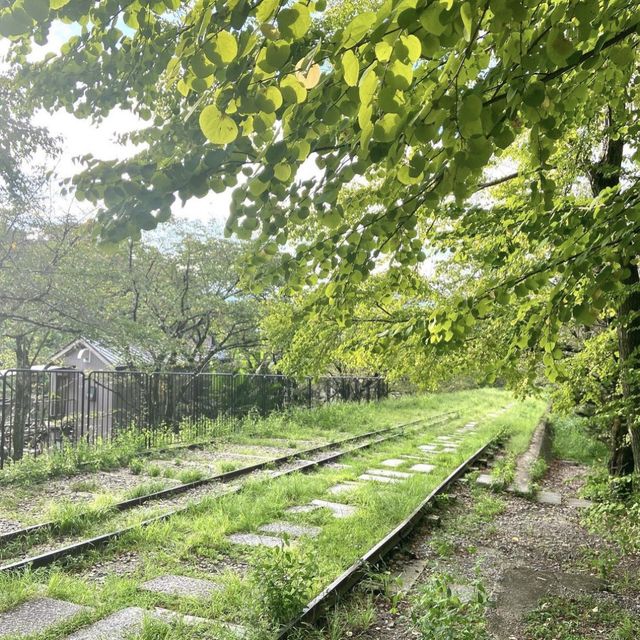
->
[177,469,207,484]
[2,0,640,440]
[491,455,516,489]
[128,458,144,475]
[583,497,640,555]
[530,458,549,483]
[0,429,148,486]
[551,415,609,465]
[525,595,640,639]
[123,480,167,501]
[411,574,489,640]
[252,543,319,625]
[46,494,116,534]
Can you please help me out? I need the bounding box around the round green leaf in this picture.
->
[199,105,239,145]
[280,75,307,104]
[274,162,292,182]
[266,40,291,68]
[24,0,49,22]
[216,30,238,63]
[277,4,311,40]
[342,50,359,87]
[523,81,545,107]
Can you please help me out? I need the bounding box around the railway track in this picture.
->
[0,405,514,640]
[0,412,457,573]
[277,436,501,638]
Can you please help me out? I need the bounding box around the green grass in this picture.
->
[123,481,169,501]
[410,573,489,640]
[550,414,608,465]
[525,595,640,639]
[46,495,117,535]
[0,390,547,640]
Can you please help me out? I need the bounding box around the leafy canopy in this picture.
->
[3,0,640,379]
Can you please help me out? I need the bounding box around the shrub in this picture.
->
[411,574,489,640]
[252,543,318,625]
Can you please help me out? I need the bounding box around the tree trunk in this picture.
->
[608,414,635,476]
[12,336,30,460]
[588,120,640,474]
[616,263,640,473]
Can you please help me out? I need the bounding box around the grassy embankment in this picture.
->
[0,388,546,640]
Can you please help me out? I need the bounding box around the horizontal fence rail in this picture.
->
[0,370,388,467]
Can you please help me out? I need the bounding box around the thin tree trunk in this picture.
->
[588,115,640,473]
[12,336,29,460]
[616,263,640,473]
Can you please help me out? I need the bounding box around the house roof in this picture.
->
[48,337,153,369]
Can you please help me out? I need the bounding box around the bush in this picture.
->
[411,574,489,640]
[251,543,318,625]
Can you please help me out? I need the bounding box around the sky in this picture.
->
[3,20,236,229]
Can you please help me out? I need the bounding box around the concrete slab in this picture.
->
[380,459,406,468]
[536,491,562,505]
[476,474,495,487]
[488,567,605,639]
[441,447,459,453]
[400,454,426,460]
[310,499,357,518]
[285,504,319,514]
[419,445,438,452]
[327,482,359,495]
[0,598,89,639]
[365,468,413,479]
[259,522,321,538]
[410,463,435,474]
[358,473,400,484]
[141,575,221,599]
[566,498,593,508]
[66,607,146,640]
[66,606,223,640]
[227,533,286,547]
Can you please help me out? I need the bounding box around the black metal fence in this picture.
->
[0,369,388,467]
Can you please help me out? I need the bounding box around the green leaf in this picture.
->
[460,2,473,41]
[0,13,23,37]
[343,12,376,47]
[266,40,291,68]
[546,28,573,65]
[609,45,635,67]
[216,30,238,63]
[199,105,239,145]
[397,35,421,63]
[458,93,483,124]
[274,162,291,182]
[523,84,545,111]
[419,4,446,36]
[341,50,359,87]
[280,75,307,104]
[256,86,283,113]
[24,0,49,22]
[387,60,413,91]
[277,4,311,40]
[50,0,71,9]
[255,0,279,23]
[359,64,378,105]
[375,41,393,62]
[204,30,238,64]
[373,113,403,143]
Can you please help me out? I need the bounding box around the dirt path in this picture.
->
[356,460,640,639]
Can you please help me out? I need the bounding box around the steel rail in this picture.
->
[276,435,501,639]
[0,412,457,548]
[0,412,459,574]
